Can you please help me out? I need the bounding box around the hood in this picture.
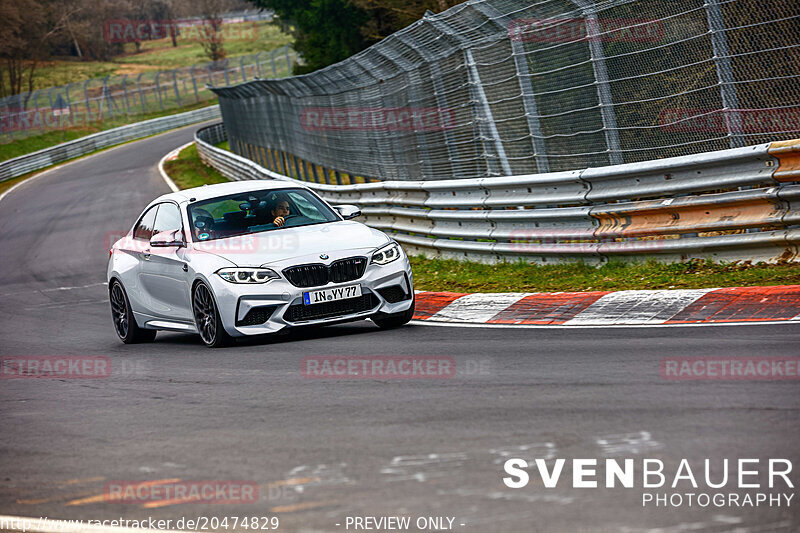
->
[191,220,391,267]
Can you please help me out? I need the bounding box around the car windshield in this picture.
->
[187,188,339,242]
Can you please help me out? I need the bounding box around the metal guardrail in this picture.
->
[0,105,221,182]
[196,123,800,264]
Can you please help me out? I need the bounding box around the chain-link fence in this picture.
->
[0,46,296,144]
[210,0,800,184]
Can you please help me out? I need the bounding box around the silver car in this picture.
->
[107,181,414,347]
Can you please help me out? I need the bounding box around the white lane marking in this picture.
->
[41,282,107,293]
[563,288,713,325]
[157,142,193,193]
[409,319,800,329]
[427,293,528,323]
[0,515,184,533]
[595,431,661,456]
[24,299,107,310]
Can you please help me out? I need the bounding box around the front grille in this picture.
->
[236,305,277,326]
[284,293,379,323]
[330,257,367,283]
[377,285,410,303]
[282,256,367,288]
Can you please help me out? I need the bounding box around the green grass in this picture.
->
[0,100,217,162]
[163,143,230,190]
[161,142,800,291]
[409,257,800,292]
[33,21,292,88]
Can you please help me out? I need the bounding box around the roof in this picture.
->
[155,180,307,204]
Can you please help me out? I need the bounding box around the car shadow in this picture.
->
[152,320,415,348]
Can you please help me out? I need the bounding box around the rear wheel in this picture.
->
[193,282,232,348]
[110,281,156,344]
[372,298,415,330]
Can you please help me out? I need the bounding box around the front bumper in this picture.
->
[207,257,413,337]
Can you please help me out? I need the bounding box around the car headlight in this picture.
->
[216,267,280,284]
[371,242,402,265]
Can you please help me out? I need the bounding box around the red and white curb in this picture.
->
[411,285,800,327]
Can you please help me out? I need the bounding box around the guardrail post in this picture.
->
[570,0,623,165]
[704,0,744,149]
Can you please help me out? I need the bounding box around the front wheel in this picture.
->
[372,299,415,330]
[110,281,156,344]
[192,282,233,348]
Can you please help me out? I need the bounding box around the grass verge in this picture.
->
[0,101,217,162]
[409,257,800,292]
[31,21,292,88]
[163,142,230,190]
[163,142,800,292]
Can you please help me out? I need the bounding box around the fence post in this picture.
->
[223,59,230,86]
[471,2,550,173]
[255,51,263,78]
[425,12,512,177]
[270,48,278,77]
[83,79,92,121]
[137,73,147,113]
[399,32,465,179]
[284,46,292,72]
[190,66,200,102]
[240,55,247,82]
[704,0,744,148]
[155,71,165,110]
[122,75,131,114]
[172,69,182,108]
[568,0,623,165]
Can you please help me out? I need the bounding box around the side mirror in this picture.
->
[150,229,185,248]
[334,204,361,220]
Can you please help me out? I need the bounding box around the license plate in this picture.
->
[303,284,362,305]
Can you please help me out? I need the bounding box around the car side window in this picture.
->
[153,202,182,235]
[133,205,158,241]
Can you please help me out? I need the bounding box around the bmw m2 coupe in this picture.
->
[108,181,414,347]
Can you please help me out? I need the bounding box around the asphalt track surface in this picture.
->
[1,124,799,533]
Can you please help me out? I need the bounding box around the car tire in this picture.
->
[372,298,415,330]
[110,280,157,344]
[192,282,233,348]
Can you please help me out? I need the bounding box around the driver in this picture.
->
[192,208,215,240]
[269,196,291,227]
